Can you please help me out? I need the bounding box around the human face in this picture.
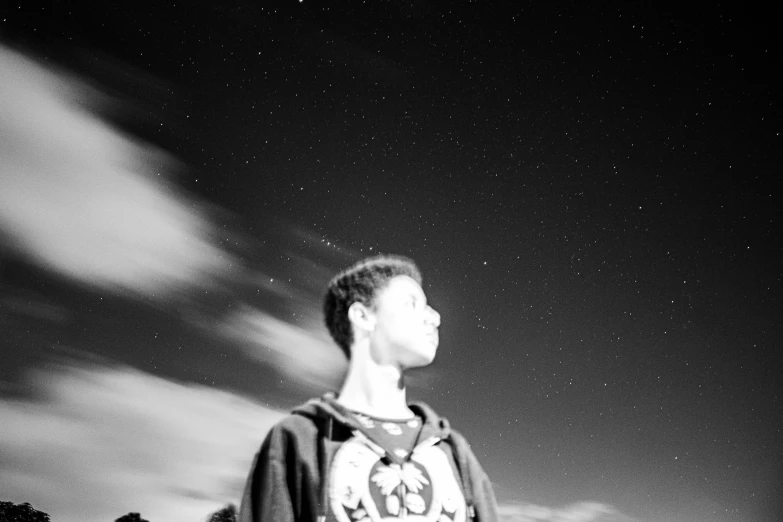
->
[368,275,441,369]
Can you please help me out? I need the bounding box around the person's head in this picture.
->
[323,254,441,368]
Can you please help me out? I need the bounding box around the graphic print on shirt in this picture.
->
[328,435,467,522]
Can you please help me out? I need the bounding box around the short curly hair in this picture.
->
[324,254,422,359]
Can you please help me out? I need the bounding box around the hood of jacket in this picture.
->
[291,391,454,442]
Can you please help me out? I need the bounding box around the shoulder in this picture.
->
[278,412,320,431]
[265,412,320,442]
[444,427,486,469]
[447,427,471,447]
[259,412,321,461]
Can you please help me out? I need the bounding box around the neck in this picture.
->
[336,340,413,419]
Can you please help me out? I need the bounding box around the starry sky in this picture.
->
[1,2,780,522]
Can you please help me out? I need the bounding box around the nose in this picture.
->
[426,305,441,327]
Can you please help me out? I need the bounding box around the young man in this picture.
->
[239,255,498,522]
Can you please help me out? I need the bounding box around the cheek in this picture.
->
[379,315,421,342]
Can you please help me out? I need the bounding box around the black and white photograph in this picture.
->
[1,2,780,521]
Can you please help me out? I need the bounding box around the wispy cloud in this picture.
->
[0,363,284,522]
[196,223,356,391]
[498,501,639,522]
[219,304,347,390]
[0,47,232,300]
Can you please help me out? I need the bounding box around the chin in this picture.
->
[410,344,437,367]
[404,356,434,371]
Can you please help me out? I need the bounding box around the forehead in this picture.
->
[377,275,426,301]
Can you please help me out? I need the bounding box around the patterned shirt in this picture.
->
[327,409,468,521]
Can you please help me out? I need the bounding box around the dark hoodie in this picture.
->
[238,393,499,522]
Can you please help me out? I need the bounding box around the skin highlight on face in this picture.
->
[362,275,441,371]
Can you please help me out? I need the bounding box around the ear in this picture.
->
[347,301,376,333]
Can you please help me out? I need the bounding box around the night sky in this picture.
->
[1,2,781,522]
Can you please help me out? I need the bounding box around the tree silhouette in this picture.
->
[115,513,150,522]
[0,501,51,522]
[207,503,237,522]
